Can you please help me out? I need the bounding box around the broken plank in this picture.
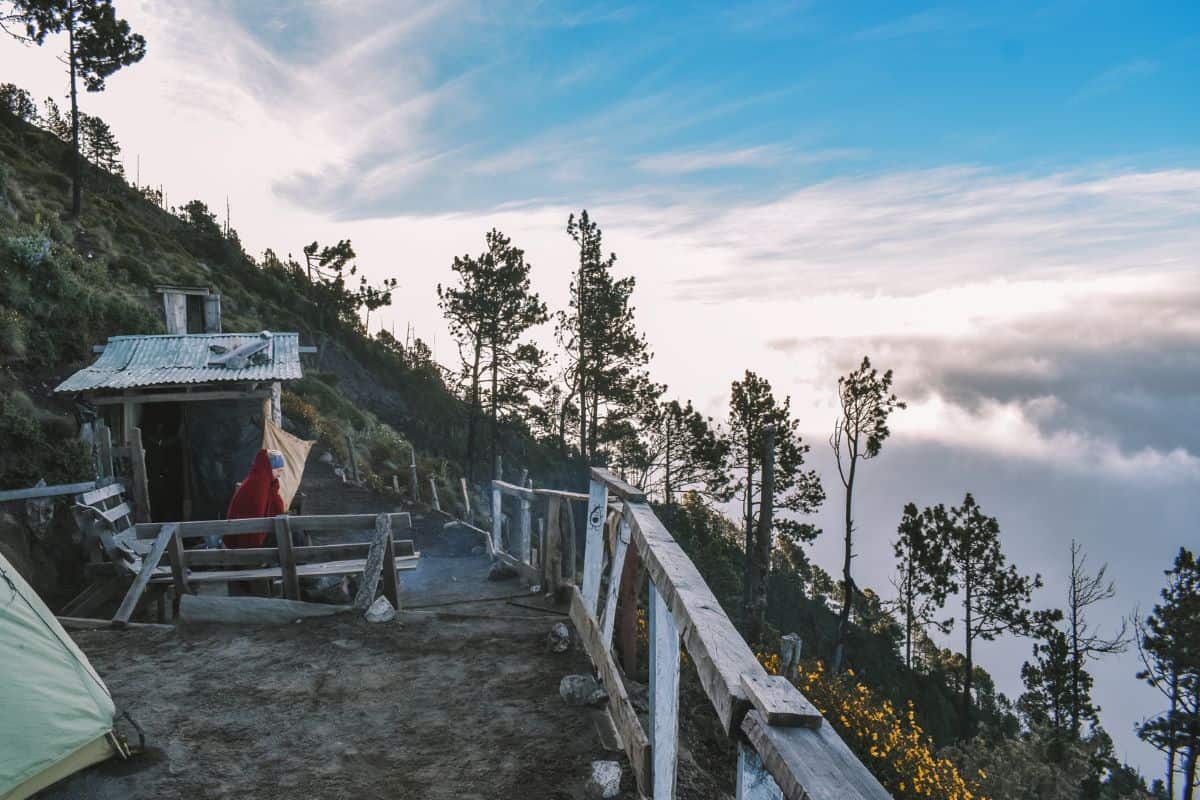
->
[112,523,176,628]
[740,674,822,728]
[353,513,391,610]
[58,616,174,631]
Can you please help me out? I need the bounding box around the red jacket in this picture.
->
[225,449,286,548]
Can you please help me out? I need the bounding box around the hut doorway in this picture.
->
[139,402,188,523]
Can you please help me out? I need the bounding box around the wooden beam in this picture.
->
[58,616,174,632]
[569,586,652,796]
[112,523,175,627]
[92,389,272,405]
[460,477,471,521]
[492,479,534,499]
[650,581,681,800]
[136,512,413,540]
[0,481,98,503]
[740,674,822,728]
[589,467,646,503]
[77,482,123,506]
[600,519,630,650]
[182,543,418,568]
[167,526,190,596]
[275,515,299,600]
[741,711,892,800]
[531,487,590,501]
[624,500,761,735]
[581,479,608,616]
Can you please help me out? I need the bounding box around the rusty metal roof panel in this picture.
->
[54,333,303,392]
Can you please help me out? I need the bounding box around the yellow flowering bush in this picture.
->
[760,654,984,800]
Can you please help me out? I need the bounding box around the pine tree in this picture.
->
[556,210,651,463]
[9,0,146,215]
[0,82,38,122]
[1136,548,1200,800]
[622,398,729,513]
[830,356,905,673]
[943,492,1041,740]
[725,370,823,625]
[438,229,547,479]
[79,112,121,175]
[890,502,953,670]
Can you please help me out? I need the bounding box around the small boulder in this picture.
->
[487,561,517,581]
[586,761,622,799]
[560,674,608,707]
[318,451,334,464]
[364,596,396,623]
[547,622,571,653]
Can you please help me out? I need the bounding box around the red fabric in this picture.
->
[225,449,285,548]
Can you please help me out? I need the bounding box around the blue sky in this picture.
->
[3,0,1199,787]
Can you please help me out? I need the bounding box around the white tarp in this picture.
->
[262,418,314,509]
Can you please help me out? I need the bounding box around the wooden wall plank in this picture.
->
[650,581,681,800]
[581,479,608,616]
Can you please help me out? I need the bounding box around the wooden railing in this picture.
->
[500,468,892,800]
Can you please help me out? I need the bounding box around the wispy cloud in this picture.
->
[851,6,992,41]
[1071,58,1159,104]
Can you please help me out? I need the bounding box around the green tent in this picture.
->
[0,555,120,800]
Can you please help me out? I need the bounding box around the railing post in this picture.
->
[601,517,631,649]
[581,478,608,615]
[736,742,783,800]
[491,481,503,554]
[518,488,532,563]
[650,580,680,799]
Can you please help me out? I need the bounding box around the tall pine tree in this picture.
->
[891,502,953,671]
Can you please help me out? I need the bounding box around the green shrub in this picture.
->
[0,390,89,488]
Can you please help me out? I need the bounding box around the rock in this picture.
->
[303,575,352,605]
[547,622,571,653]
[487,561,517,581]
[559,674,608,707]
[626,679,649,714]
[586,761,622,799]
[364,596,396,623]
[318,451,334,464]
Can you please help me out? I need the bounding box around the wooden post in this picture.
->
[392,475,400,494]
[491,482,503,554]
[544,496,563,595]
[167,525,190,597]
[275,515,299,600]
[460,477,472,522]
[563,499,577,585]
[269,381,282,426]
[381,527,400,610]
[353,513,392,610]
[650,580,681,800]
[429,477,440,511]
[581,479,608,616]
[494,454,502,482]
[617,538,640,675]
[601,517,630,649]
[128,427,152,524]
[780,634,802,678]
[96,421,113,481]
[345,434,359,483]
[112,523,175,627]
[736,742,784,800]
[518,490,532,564]
[409,446,421,501]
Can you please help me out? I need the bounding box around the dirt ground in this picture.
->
[37,510,734,800]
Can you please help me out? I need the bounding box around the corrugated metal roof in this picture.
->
[54,333,303,392]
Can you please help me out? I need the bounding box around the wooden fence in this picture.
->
[496,468,891,800]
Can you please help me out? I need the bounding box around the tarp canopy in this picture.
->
[262,418,314,509]
[0,556,118,800]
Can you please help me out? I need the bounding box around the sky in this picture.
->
[3,0,1198,785]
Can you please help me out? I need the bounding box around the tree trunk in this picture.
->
[962,567,974,741]
[488,339,499,476]
[832,453,857,674]
[742,446,754,621]
[464,340,483,481]
[1169,668,1180,798]
[1183,741,1197,800]
[904,571,913,670]
[1069,546,1082,737]
[663,415,672,511]
[747,425,775,646]
[67,8,82,217]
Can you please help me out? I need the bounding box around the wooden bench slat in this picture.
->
[78,482,125,506]
[149,558,418,584]
[136,512,414,540]
[180,540,419,568]
[98,502,133,524]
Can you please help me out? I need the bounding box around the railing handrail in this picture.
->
[586,467,891,800]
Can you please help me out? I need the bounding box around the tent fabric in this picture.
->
[0,555,117,800]
[262,418,314,510]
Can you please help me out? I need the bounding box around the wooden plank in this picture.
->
[58,616,174,632]
[275,515,299,600]
[492,479,535,499]
[78,482,124,506]
[179,595,349,625]
[429,477,440,511]
[353,514,391,610]
[136,512,413,540]
[589,467,647,503]
[625,500,761,735]
[381,528,400,609]
[740,674,823,728]
[0,481,98,503]
[128,427,152,524]
[149,559,417,585]
[518,495,532,563]
[531,488,590,501]
[737,741,784,800]
[569,586,652,795]
[544,496,563,595]
[98,502,133,524]
[92,389,272,405]
[112,524,175,627]
[741,711,892,800]
[650,581,681,800]
[581,479,608,616]
[601,519,630,650]
[460,477,471,520]
[183,545,419,568]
